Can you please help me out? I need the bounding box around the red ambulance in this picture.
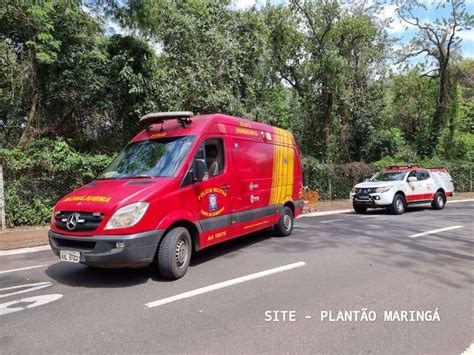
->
[49,112,304,279]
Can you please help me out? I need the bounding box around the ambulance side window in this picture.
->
[416,170,430,180]
[203,138,225,177]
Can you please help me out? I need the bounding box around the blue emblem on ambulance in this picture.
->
[209,193,218,212]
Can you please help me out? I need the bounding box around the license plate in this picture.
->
[60,250,80,263]
[357,195,370,200]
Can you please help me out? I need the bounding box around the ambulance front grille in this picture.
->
[356,188,376,194]
[55,211,104,232]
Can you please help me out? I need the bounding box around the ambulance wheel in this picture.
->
[353,204,367,214]
[274,206,294,237]
[431,191,446,210]
[157,227,191,280]
[389,193,406,215]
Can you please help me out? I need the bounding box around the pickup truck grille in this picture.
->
[55,211,104,232]
[356,188,376,194]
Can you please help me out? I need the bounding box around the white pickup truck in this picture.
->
[350,165,454,214]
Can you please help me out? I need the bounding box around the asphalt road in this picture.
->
[0,201,473,354]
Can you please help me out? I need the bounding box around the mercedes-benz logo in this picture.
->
[66,212,81,231]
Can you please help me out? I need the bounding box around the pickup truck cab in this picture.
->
[49,112,303,279]
[350,165,454,214]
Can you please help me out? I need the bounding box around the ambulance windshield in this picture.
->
[370,171,406,181]
[97,136,195,179]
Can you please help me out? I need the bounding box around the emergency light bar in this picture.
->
[139,111,194,129]
[385,164,417,170]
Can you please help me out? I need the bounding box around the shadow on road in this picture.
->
[45,262,163,288]
[45,229,273,288]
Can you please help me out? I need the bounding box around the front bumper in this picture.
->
[350,192,393,208]
[49,230,164,268]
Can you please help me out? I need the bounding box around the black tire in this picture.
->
[431,191,446,210]
[274,206,294,237]
[389,193,406,215]
[157,227,192,280]
[353,204,367,214]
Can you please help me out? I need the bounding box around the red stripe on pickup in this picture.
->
[406,193,435,201]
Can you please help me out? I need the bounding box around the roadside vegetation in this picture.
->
[0,0,472,226]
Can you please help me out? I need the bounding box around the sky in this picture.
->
[232,0,474,59]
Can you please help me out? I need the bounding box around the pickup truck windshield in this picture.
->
[370,171,406,182]
[98,136,194,179]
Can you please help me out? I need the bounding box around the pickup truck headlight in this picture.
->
[105,202,149,230]
[375,187,391,193]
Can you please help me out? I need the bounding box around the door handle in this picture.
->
[221,184,231,190]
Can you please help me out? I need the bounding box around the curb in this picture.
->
[446,198,474,204]
[1,199,473,256]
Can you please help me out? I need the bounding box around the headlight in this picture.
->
[105,202,149,230]
[51,210,59,224]
[375,187,391,193]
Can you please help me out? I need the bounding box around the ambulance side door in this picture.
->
[188,136,234,247]
[405,170,419,202]
[229,137,277,236]
[416,169,433,200]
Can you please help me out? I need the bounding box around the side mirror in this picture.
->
[193,159,209,182]
[408,176,417,182]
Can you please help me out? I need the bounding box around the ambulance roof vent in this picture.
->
[139,111,194,129]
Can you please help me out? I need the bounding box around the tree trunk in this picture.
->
[18,51,39,150]
[321,87,333,162]
[18,90,39,149]
[429,60,449,155]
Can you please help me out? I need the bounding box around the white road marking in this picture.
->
[0,294,63,316]
[298,209,352,218]
[462,343,474,355]
[0,282,52,299]
[0,245,50,256]
[0,264,48,275]
[408,225,464,238]
[146,261,306,308]
[320,219,344,224]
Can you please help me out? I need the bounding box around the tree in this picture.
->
[389,69,437,147]
[0,0,100,148]
[395,0,474,155]
[266,0,388,161]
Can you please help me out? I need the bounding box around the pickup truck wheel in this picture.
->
[274,206,294,237]
[157,227,191,280]
[431,191,446,210]
[389,194,406,215]
[353,204,367,214]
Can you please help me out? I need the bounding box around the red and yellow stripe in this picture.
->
[269,128,295,205]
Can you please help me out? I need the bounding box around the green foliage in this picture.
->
[389,70,437,144]
[0,138,112,226]
[368,128,406,161]
[302,156,376,199]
